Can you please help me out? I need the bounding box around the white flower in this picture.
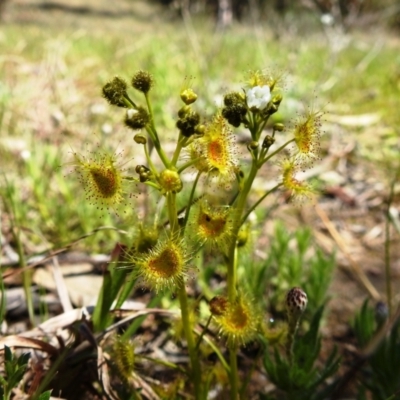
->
[246,85,271,110]
[126,108,138,118]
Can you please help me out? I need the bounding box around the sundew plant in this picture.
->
[71,69,322,399]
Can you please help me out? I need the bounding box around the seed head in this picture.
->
[124,107,150,130]
[286,287,308,321]
[131,70,154,94]
[222,92,247,127]
[176,110,200,138]
[102,76,128,107]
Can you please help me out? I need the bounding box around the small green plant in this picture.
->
[354,301,400,400]
[70,68,325,399]
[245,222,335,316]
[263,300,340,400]
[0,345,31,400]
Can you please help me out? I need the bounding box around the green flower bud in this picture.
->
[158,169,182,194]
[273,123,284,132]
[131,70,154,94]
[262,135,275,149]
[134,134,147,144]
[222,104,247,128]
[272,94,283,106]
[249,141,259,150]
[180,88,198,105]
[176,111,200,138]
[178,105,191,119]
[124,107,150,130]
[135,165,150,174]
[102,76,128,107]
[139,172,150,182]
[195,124,205,136]
[223,91,245,107]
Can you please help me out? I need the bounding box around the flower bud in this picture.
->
[178,105,191,118]
[209,296,228,316]
[249,141,259,150]
[131,70,154,93]
[273,123,284,132]
[134,134,147,144]
[135,164,149,174]
[176,111,200,138]
[194,124,205,136]
[262,135,275,149]
[102,76,128,107]
[180,88,198,105]
[236,225,250,247]
[158,169,183,194]
[223,91,245,106]
[272,94,283,106]
[286,287,308,321]
[124,107,150,130]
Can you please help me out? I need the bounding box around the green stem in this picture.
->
[166,192,202,398]
[177,284,202,398]
[227,159,259,301]
[241,183,282,226]
[143,141,158,176]
[286,320,299,366]
[166,192,178,232]
[258,138,295,167]
[229,345,239,400]
[144,92,171,168]
[183,171,201,232]
[177,157,200,174]
[138,354,186,373]
[171,134,188,166]
[225,147,263,399]
[193,327,231,373]
[195,315,212,351]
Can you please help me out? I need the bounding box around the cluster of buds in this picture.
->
[176,86,201,138]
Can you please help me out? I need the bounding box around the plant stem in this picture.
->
[177,284,202,398]
[166,192,202,398]
[171,134,188,166]
[258,138,295,167]
[229,345,239,400]
[227,159,259,300]
[144,92,171,168]
[241,183,282,225]
[183,171,201,232]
